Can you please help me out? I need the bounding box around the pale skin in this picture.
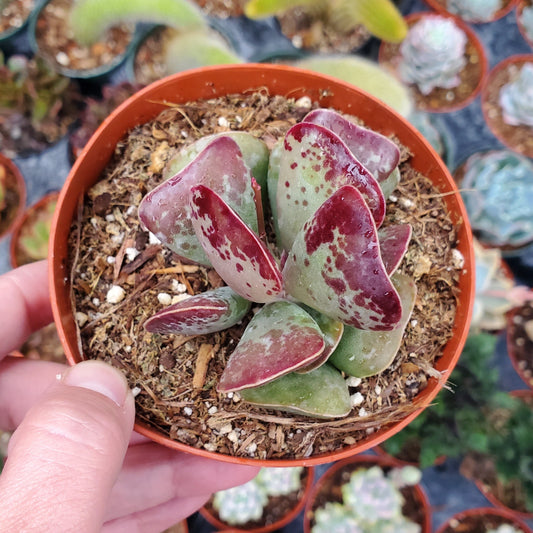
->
[0,260,259,533]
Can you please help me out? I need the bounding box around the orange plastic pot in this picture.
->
[200,466,314,532]
[303,454,431,533]
[435,506,533,533]
[0,154,26,243]
[10,191,59,268]
[379,12,488,113]
[423,0,517,23]
[49,63,475,466]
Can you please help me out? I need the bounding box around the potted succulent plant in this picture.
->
[481,54,533,159]
[379,12,488,113]
[49,64,474,466]
[376,332,500,468]
[303,454,431,532]
[243,0,407,54]
[454,150,533,257]
[0,52,82,158]
[516,1,533,48]
[0,153,26,242]
[435,506,533,533]
[506,297,533,389]
[460,389,533,519]
[0,0,37,50]
[422,0,517,24]
[28,0,209,79]
[200,466,313,531]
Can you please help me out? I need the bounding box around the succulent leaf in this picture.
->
[68,0,206,46]
[164,132,269,192]
[266,138,283,243]
[243,0,317,18]
[143,287,251,336]
[380,167,401,199]
[329,272,416,377]
[302,108,400,184]
[276,122,385,251]
[295,306,344,373]
[238,363,352,419]
[217,301,326,393]
[138,136,258,266]
[378,224,412,275]
[190,185,284,303]
[283,185,402,331]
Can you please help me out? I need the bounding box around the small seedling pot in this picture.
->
[49,64,474,466]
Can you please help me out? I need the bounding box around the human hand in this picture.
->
[0,261,259,532]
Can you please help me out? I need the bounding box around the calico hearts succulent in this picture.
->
[138,108,416,419]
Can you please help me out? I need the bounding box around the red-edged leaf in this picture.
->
[276,122,385,251]
[190,184,284,303]
[283,185,402,331]
[138,136,257,265]
[302,108,400,183]
[217,301,326,393]
[144,287,251,336]
[379,224,412,275]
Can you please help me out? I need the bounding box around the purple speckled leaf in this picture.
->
[283,185,402,331]
[190,184,284,303]
[379,224,412,275]
[217,301,326,393]
[138,136,258,266]
[144,287,251,336]
[276,122,385,251]
[303,109,400,183]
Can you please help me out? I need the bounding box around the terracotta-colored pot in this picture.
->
[507,297,533,389]
[200,466,314,532]
[0,153,27,243]
[472,390,533,520]
[303,454,431,533]
[10,191,59,268]
[423,0,517,23]
[481,54,533,159]
[435,506,533,533]
[516,0,533,48]
[379,12,488,113]
[49,64,475,466]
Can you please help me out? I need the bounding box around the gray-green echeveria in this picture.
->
[499,63,533,127]
[398,15,467,95]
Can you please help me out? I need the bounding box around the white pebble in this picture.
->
[75,312,88,327]
[157,292,172,305]
[295,96,312,108]
[106,285,126,304]
[247,443,257,455]
[55,51,69,66]
[92,297,101,306]
[218,116,229,127]
[346,376,362,388]
[105,214,115,222]
[106,256,116,264]
[171,293,191,304]
[131,386,142,397]
[208,406,218,415]
[149,232,161,244]
[125,247,139,262]
[375,385,382,395]
[358,407,369,417]
[350,392,364,406]
[183,406,193,416]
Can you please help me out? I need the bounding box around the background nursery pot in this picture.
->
[49,64,474,466]
[0,153,26,242]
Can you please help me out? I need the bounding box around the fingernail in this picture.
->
[62,360,129,407]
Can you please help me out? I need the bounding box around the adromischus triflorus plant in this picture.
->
[138,108,416,419]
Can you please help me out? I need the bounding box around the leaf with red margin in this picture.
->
[190,184,284,303]
[217,301,326,393]
[329,273,417,377]
[282,185,402,331]
[276,122,385,251]
[238,363,351,419]
[144,287,251,336]
[379,224,412,275]
[138,136,258,266]
[302,108,400,184]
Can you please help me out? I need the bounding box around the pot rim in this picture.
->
[49,63,475,466]
[422,0,518,24]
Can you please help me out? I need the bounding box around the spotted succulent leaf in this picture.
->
[217,301,326,393]
[138,136,258,266]
[190,184,284,303]
[238,363,352,418]
[282,185,402,330]
[379,224,412,275]
[276,122,385,251]
[143,287,251,336]
[329,272,416,377]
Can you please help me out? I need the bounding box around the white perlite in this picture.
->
[106,285,125,304]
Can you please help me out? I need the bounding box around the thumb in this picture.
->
[0,360,135,533]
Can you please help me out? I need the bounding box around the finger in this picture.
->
[104,495,208,533]
[0,356,148,445]
[0,360,135,533]
[106,443,260,522]
[0,260,53,357]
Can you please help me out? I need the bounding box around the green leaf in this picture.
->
[244,0,317,18]
[239,363,351,419]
